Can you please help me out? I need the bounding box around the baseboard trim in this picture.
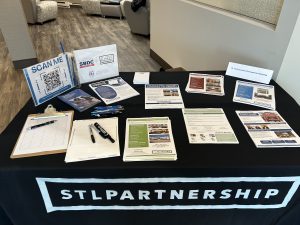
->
[150,49,172,70]
[13,58,38,69]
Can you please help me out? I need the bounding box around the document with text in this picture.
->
[236,110,300,148]
[233,80,276,110]
[186,73,225,96]
[182,108,238,144]
[90,77,139,105]
[123,117,177,161]
[145,84,184,109]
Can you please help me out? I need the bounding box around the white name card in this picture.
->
[226,62,273,84]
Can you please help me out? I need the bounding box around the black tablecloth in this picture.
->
[1,72,300,225]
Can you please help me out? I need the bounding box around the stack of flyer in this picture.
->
[236,110,300,148]
[185,73,225,96]
[233,80,276,110]
[123,117,177,161]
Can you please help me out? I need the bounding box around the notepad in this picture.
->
[11,111,73,158]
[65,118,120,163]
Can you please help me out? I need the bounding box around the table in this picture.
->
[1,72,300,225]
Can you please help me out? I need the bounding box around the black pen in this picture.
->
[89,125,95,143]
[93,122,115,143]
[28,120,57,130]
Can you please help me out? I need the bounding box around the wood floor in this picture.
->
[0,7,160,133]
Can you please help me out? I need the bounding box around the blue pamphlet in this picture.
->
[58,89,101,112]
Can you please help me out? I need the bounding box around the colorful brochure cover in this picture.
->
[186,73,225,96]
[58,89,101,112]
[89,77,139,105]
[236,110,300,148]
[233,80,276,110]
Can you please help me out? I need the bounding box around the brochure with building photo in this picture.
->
[123,117,177,161]
[58,89,101,112]
[182,108,238,144]
[186,73,225,96]
[236,110,300,148]
[233,80,276,110]
[89,77,139,105]
[145,84,184,109]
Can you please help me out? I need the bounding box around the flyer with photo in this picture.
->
[186,73,225,96]
[58,89,101,112]
[236,110,300,148]
[73,44,119,84]
[23,54,75,106]
[123,117,177,161]
[89,77,139,105]
[182,108,238,144]
[233,80,276,110]
[145,84,184,109]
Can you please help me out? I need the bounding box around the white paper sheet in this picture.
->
[133,72,150,85]
[12,112,73,157]
[182,108,239,144]
[65,118,120,163]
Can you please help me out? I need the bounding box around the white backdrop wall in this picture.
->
[276,13,300,105]
[150,0,300,79]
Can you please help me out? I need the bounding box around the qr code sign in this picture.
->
[42,69,62,92]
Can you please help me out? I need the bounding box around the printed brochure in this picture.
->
[236,110,300,148]
[145,84,184,109]
[58,89,101,112]
[89,77,139,105]
[182,108,238,144]
[186,73,225,96]
[123,117,177,161]
[233,80,276,110]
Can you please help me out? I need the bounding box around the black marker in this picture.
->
[93,122,115,143]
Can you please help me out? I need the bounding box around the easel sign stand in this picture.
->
[11,105,74,159]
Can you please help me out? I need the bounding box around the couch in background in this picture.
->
[21,0,58,24]
[122,0,150,35]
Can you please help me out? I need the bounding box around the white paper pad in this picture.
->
[65,118,120,163]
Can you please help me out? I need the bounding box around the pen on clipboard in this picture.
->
[89,125,95,143]
[27,120,57,130]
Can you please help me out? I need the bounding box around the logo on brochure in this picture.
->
[36,177,300,212]
[79,60,95,68]
[99,54,114,65]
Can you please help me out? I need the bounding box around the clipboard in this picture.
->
[11,105,74,159]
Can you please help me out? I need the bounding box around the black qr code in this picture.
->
[42,69,62,92]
